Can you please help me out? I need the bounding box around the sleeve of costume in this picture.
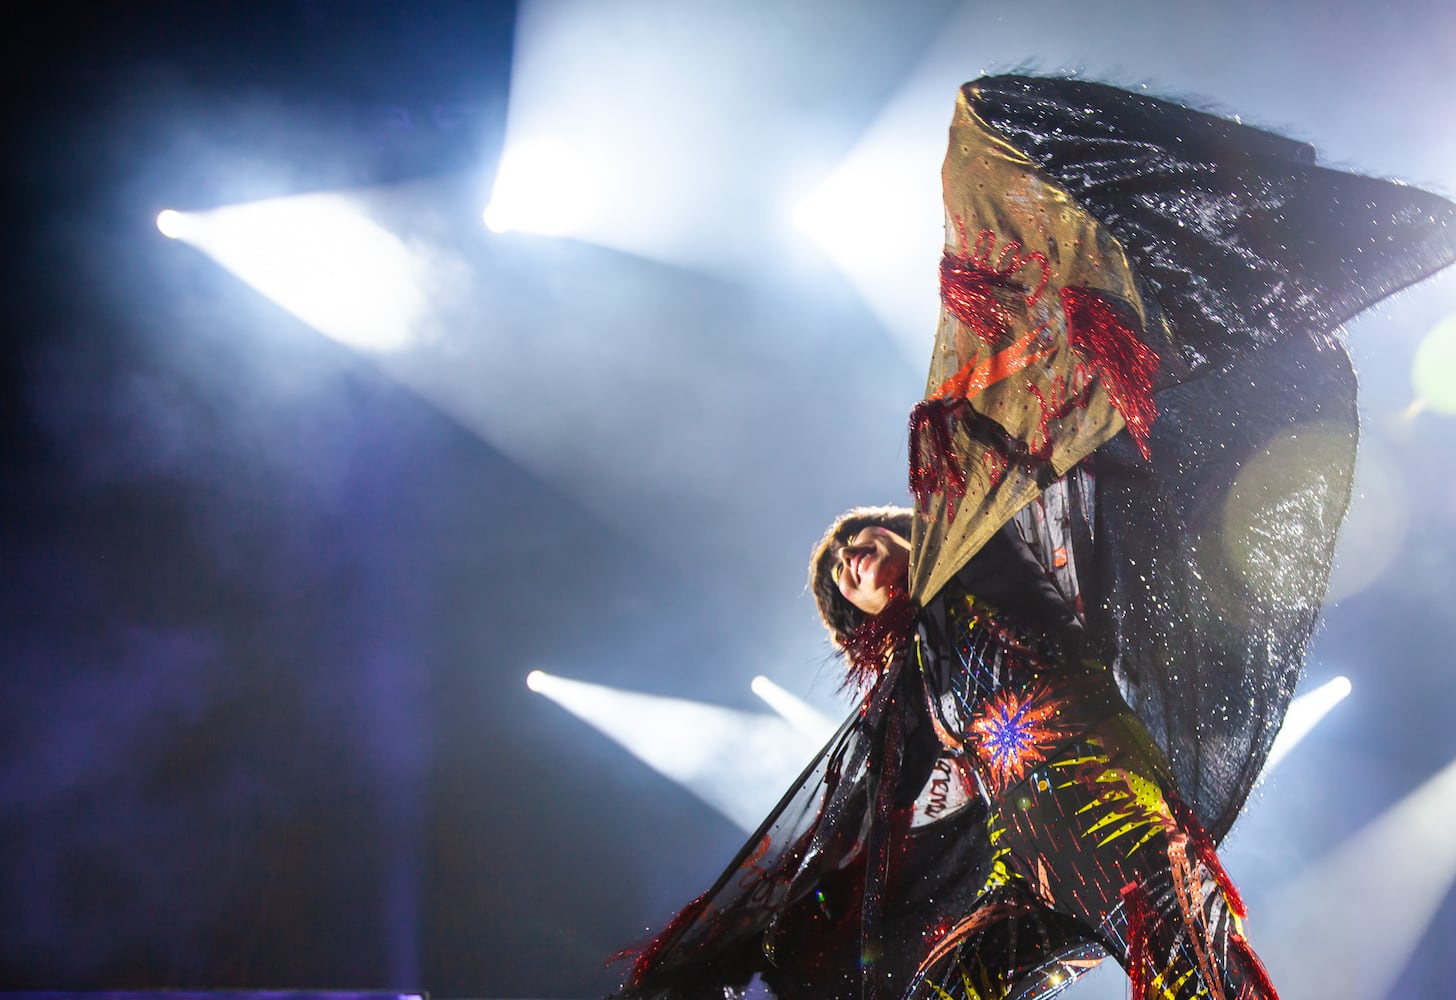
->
[910,75,1456,838]
[615,657,941,1000]
[610,708,860,1000]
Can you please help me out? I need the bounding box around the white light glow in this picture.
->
[492,1,964,280]
[482,204,509,233]
[169,192,433,352]
[483,135,603,237]
[525,670,546,691]
[1412,314,1456,415]
[527,670,826,831]
[1261,675,1352,776]
[793,144,931,274]
[750,675,836,744]
[156,209,188,239]
[1265,756,1456,998]
[792,137,941,359]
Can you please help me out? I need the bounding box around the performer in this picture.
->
[612,76,1456,1000]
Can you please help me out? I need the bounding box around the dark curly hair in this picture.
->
[808,505,915,650]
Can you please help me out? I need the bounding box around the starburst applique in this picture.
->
[968,682,1066,797]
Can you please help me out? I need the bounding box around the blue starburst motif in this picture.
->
[970,683,1063,796]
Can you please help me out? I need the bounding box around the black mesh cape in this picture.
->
[968,75,1456,838]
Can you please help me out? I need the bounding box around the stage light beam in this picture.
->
[792,141,940,360]
[750,675,836,744]
[526,669,827,831]
[1261,675,1352,777]
[483,136,603,237]
[164,191,435,352]
[1264,756,1456,998]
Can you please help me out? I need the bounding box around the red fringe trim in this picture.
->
[909,400,969,522]
[1166,793,1247,919]
[938,251,1021,348]
[1061,286,1159,460]
[843,593,919,694]
[1121,881,1153,1000]
[615,890,711,985]
[1230,931,1281,1000]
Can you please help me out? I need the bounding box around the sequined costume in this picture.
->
[612,76,1456,1000]
[903,551,1275,1000]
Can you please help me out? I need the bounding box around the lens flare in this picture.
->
[1217,420,1355,616]
[1412,314,1456,415]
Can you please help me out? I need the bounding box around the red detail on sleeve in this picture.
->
[1166,793,1247,919]
[1230,931,1281,1000]
[1060,286,1159,459]
[1023,381,1060,461]
[619,890,711,986]
[952,223,1052,305]
[1121,881,1153,1000]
